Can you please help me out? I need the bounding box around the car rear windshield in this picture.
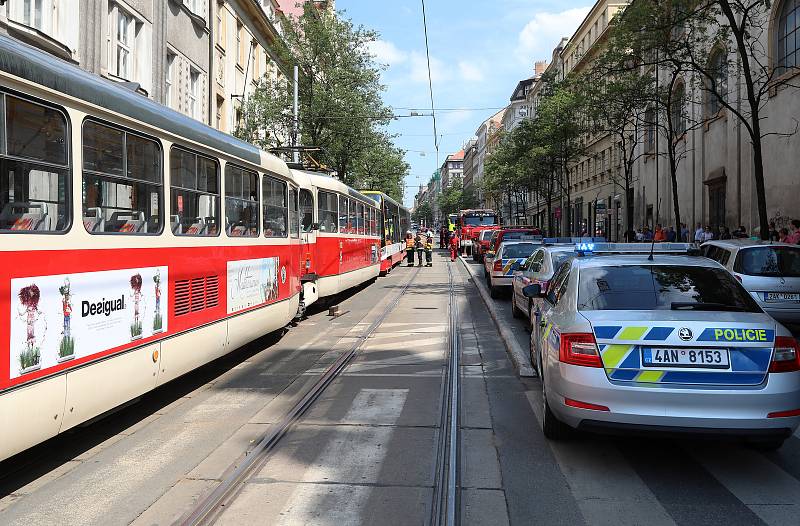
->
[502,243,538,259]
[464,215,497,226]
[577,265,762,312]
[551,252,573,269]
[501,231,536,242]
[734,246,800,277]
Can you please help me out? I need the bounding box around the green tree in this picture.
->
[351,132,408,201]
[235,4,407,196]
[412,202,433,226]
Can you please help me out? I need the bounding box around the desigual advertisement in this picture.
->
[9,266,168,379]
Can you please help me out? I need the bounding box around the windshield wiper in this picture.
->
[670,302,746,312]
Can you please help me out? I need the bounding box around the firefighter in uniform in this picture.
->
[415,232,425,266]
[449,231,460,262]
[425,234,433,267]
[405,232,415,266]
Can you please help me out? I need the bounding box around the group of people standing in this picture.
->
[622,219,800,244]
[404,228,461,267]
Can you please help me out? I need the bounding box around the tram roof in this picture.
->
[360,190,404,211]
[0,35,270,168]
[290,169,376,206]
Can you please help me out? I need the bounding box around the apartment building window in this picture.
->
[183,0,204,17]
[644,107,656,152]
[189,68,200,119]
[114,7,135,79]
[237,20,245,67]
[216,96,225,130]
[216,3,226,48]
[670,83,686,136]
[165,52,175,108]
[777,0,800,75]
[707,49,728,116]
[15,0,53,33]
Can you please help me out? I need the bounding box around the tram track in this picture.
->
[430,261,461,526]
[177,265,423,526]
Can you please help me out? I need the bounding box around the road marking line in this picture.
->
[525,391,677,526]
[689,445,800,526]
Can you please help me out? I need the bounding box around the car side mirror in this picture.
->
[522,283,544,298]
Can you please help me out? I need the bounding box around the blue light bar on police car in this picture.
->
[575,242,697,254]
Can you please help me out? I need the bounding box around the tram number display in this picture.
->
[226,257,280,314]
[9,266,168,378]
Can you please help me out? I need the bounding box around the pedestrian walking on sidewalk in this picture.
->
[405,232,415,266]
[425,234,433,267]
[449,232,460,262]
[415,233,425,266]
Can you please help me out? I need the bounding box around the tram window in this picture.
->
[83,120,162,234]
[339,194,349,233]
[224,164,258,237]
[289,186,299,238]
[300,189,314,232]
[263,175,287,237]
[356,202,364,235]
[349,199,357,236]
[169,146,219,236]
[317,190,337,233]
[368,208,375,236]
[1,94,70,233]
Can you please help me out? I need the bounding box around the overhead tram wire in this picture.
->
[420,0,439,168]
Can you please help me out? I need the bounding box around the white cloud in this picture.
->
[366,39,407,66]
[516,6,592,64]
[458,61,484,83]
[409,51,446,85]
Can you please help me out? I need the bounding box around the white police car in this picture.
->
[523,243,800,449]
[484,238,541,298]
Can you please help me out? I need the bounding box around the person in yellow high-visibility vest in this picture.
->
[424,234,433,267]
[405,232,415,266]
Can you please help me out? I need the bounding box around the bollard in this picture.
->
[328,305,339,317]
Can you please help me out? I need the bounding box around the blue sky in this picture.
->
[339,0,592,207]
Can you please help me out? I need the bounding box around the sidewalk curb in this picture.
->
[458,256,536,378]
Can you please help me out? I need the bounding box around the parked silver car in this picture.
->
[524,243,800,449]
[701,240,800,325]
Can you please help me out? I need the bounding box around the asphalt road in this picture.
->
[1,253,799,526]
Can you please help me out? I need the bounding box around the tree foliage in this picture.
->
[437,177,477,218]
[234,4,408,197]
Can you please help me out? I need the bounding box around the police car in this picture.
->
[484,238,541,298]
[523,243,800,449]
[511,244,577,325]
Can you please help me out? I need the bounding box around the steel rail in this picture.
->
[177,266,421,526]
[430,261,460,526]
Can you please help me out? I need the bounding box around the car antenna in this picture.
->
[648,230,656,261]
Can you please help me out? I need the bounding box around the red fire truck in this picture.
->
[457,209,500,256]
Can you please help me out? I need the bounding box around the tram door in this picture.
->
[299,189,316,277]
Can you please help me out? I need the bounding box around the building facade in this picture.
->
[1,0,296,135]
[439,150,464,190]
[631,0,800,238]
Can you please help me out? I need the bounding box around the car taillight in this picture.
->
[559,333,602,367]
[493,260,503,271]
[770,336,800,373]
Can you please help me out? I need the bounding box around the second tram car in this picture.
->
[361,191,410,275]
[0,36,384,461]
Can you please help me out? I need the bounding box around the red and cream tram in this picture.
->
[360,191,410,275]
[0,36,381,461]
